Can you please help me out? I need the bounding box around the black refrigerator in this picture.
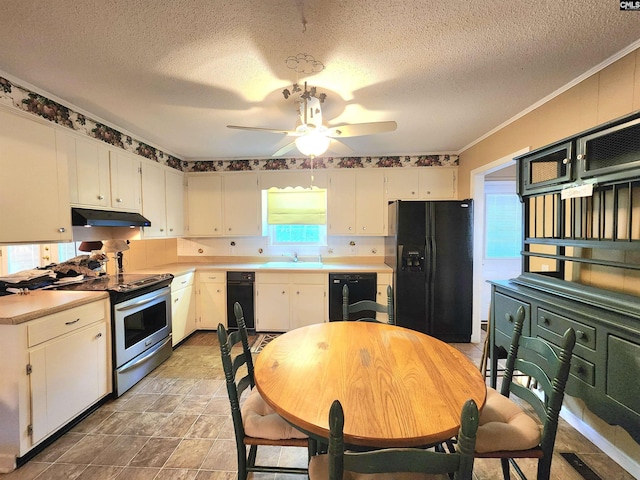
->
[385,200,473,342]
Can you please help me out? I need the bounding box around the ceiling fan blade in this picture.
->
[227,125,296,135]
[272,141,298,157]
[328,138,354,155]
[326,121,397,138]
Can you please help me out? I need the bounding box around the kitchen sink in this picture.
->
[261,261,324,269]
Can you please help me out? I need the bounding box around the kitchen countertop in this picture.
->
[0,290,109,325]
[133,261,393,278]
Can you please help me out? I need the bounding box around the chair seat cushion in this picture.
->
[241,387,307,440]
[309,454,449,480]
[475,387,541,453]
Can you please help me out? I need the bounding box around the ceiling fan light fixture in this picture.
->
[295,130,330,157]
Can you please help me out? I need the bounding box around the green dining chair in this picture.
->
[309,398,479,480]
[217,302,315,480]
[342,284,395,324]
[474,306,576,480]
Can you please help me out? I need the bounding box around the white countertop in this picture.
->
[133,261,393,277]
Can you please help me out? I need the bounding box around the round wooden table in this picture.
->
[253,321,486,448]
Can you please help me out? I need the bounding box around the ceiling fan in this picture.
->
[227,83,397,157]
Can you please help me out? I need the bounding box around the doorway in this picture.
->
[470,148,528,343]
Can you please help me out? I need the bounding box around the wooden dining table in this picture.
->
[253,321,487,448]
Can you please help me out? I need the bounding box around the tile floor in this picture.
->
[0,331,635,480]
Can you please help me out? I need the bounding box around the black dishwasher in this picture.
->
[227,271,255,333]
[328,273,377,321]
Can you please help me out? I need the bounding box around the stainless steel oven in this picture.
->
[113,284,172,396]
[50,272,174,397]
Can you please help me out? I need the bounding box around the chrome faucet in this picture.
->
[292,252,298,262]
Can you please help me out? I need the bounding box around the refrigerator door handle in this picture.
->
[428,237,436,328]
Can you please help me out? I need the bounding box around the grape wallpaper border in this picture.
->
[0,76,457,172]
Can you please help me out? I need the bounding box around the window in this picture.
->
[0,242,80,275]
[262,187,327,246]
[485,182,522,258]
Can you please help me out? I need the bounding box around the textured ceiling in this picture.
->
[0,1,638,160]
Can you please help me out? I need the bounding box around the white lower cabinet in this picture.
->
[0,298,110,470]
[375,273,393,324]
[256,272,326,332]
[197,272,226,329]
[171,272,196,346]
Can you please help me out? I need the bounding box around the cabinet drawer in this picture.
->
[290,273,326,284]
[537,308,596,350]
[28,301,106,347]
[570,355,596,387]
[257,272,291,284]
[493,292,531,339]
[198,271,224,283]
[172,272,194,290]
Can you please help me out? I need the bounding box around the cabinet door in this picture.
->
[67,135,111,208]
[165,168,185,237]
[198,278,226,329]
[0,110,71,243]
[256,283,290,332]
[141,161,167,237]
[356,169,385,235]
[385,169,419,200]
[375,284,390,324]
[327,170,356,234]
[419,168,456,199]
[110,150,141,211]
[171,285,196,346]
[223,173,260,236]
[291,283,326,328]
[186,174,223,236]
[29,322,107,444]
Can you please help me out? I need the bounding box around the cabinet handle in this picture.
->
[577,330,587,341]
[58,227,66,233]
[577,154,586,160]
[65,318,80,325]
[96,332,102,339]
[160,228,164,232]
[116,198,123,203]
[505,313,513,323]
[174,298,179,303]
[98,195,104,200]
[170,228,174,232]
[575,365,586,376]
[181,280,187,284]
[217,289,221,293]
[541,316,550,325]
[562,158,569,165]
[282,291,286,294]
[296,291,300,295]
[42,256,50,261]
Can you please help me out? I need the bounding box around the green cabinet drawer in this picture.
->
[537,308,596,350]
[607,335,640,416]
[493,292,531,344]
[570,355,596,387]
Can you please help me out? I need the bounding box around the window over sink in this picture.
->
[261,187,327,246]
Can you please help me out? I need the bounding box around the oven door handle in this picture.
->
[118,336,172,373]
[116,295,164,312]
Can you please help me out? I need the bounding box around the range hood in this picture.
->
[71,208,151,227]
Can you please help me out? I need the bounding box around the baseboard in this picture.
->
[0,453,16,474]
[560,407,640,480]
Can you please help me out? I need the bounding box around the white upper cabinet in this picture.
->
[384,168,420,200]
[0,110,71,243]
[327,170,357,235]
[141,161,167,237]
[327,169,385,236]
[419,167,457,199]
[222,172,261,236]
[109,150,141,211]
[141,161,184,238]
[385,167,457,201]
[355,169,385,235]
[64,134,111,208]
[185,173,223,236]
[165,168,185,237]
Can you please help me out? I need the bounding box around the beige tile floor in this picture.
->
[0,330,635,480]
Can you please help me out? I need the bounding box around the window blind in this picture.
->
[267,187,327,225]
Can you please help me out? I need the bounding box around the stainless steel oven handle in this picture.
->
[115,294,165,312]
[118,336,172,373]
